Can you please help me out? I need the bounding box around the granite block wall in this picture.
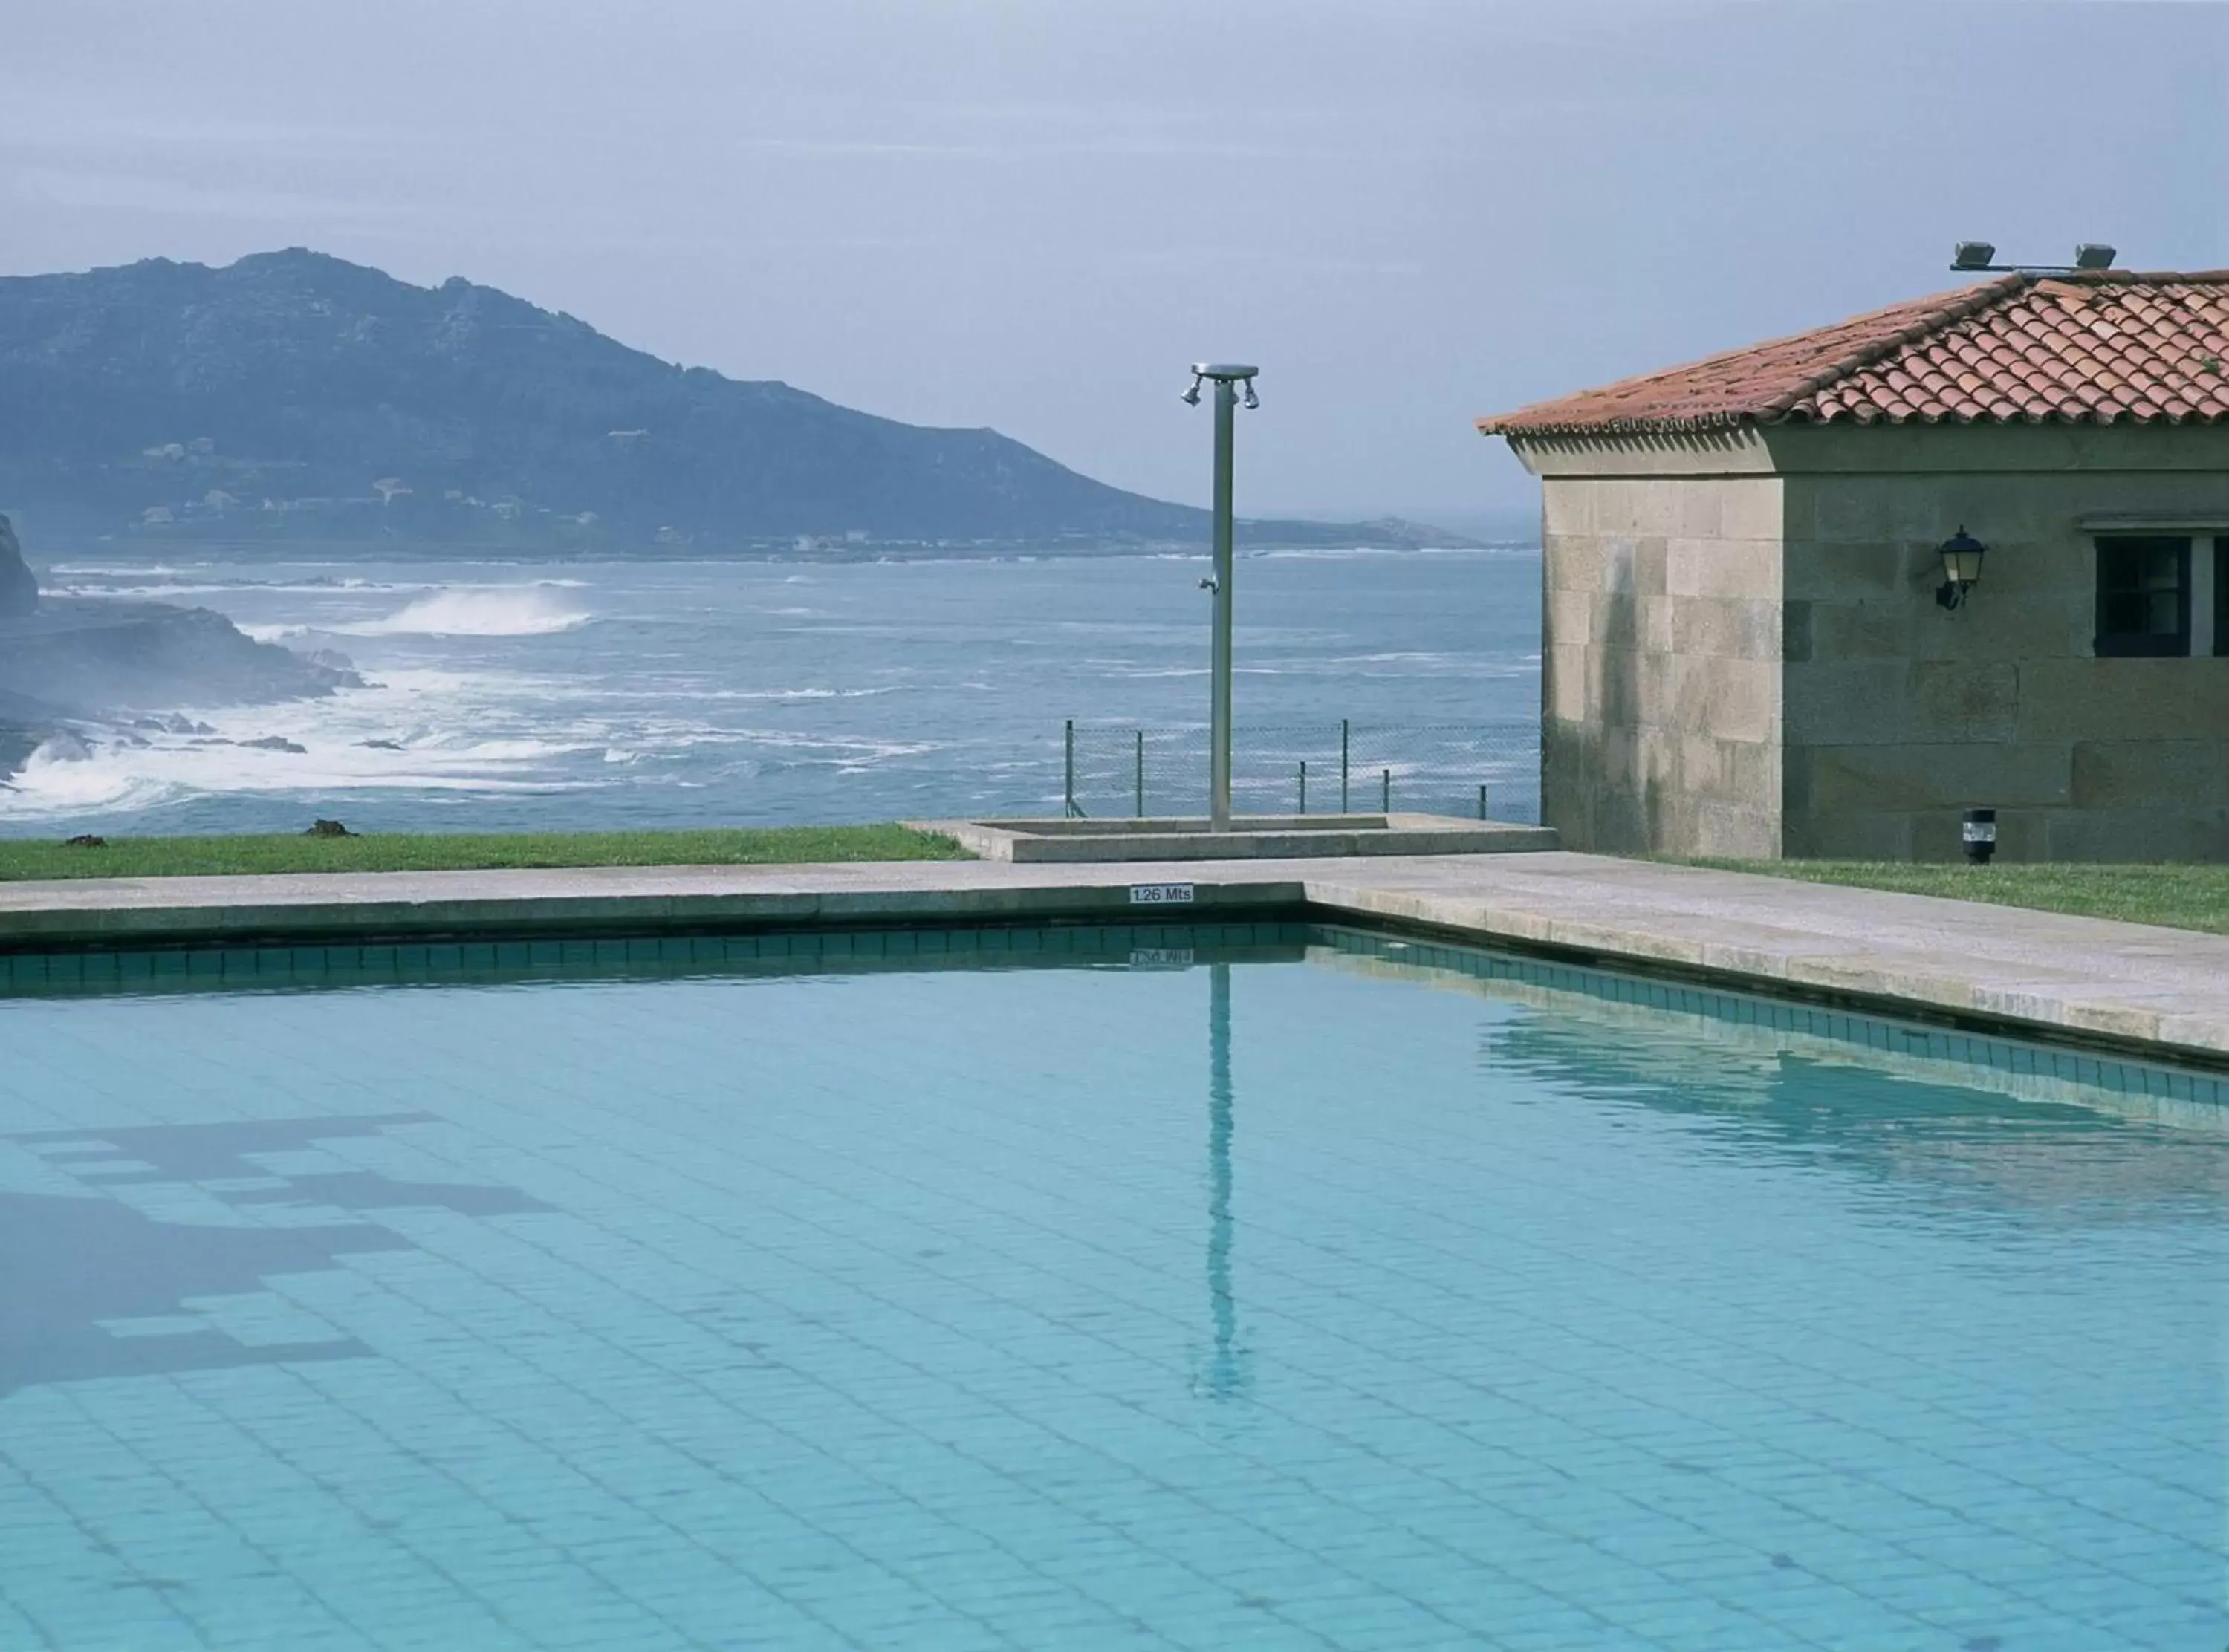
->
[1539,475,1784,857]
[1779,462,2229,862]
[1516,425,2229,862]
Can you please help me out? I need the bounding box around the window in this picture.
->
[2094,536,2190,657]
[2217,539,2228,657]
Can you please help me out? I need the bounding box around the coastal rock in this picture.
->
[0,517,354,717]
[0,686,69,784]
[0,600,360,714]
[0,514,36,617]
[0,519,361,792]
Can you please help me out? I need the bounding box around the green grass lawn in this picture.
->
[0,825,967,882]
[1688,859,2229,936]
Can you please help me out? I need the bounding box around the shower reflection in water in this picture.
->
[1198,961,1246,1405]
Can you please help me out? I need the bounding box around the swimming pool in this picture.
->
[1,924,2221,1650]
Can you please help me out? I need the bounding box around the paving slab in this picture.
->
[1298,854,2229,1064]
[0,852,2222,1064]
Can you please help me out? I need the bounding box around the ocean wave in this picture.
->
[0,726,610,821]
[561,685,900,704]
[0,664,619,822]
[1248,544,1537,559]
[1223,651,1539,678]
[732,730,939,761]
[1250,547,1407,560]
[333,587,593,637]
[48,579,425,600]
[717,686,898,702]
[0,654,949,822]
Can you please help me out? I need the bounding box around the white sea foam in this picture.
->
[577,686,896,704]
[0,643,950,822]
[336,587,592,637]
[0,666,614,822]
[1250,544,1535,560]
[48,580,425,600]
[1252,546,1406,560]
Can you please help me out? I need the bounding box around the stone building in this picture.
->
[1479,270,2229,862]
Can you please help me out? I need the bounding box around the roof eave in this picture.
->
[1477,411,1768,440]
[1480,407,2229,440]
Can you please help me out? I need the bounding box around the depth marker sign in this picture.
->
[1128,883,1195,906]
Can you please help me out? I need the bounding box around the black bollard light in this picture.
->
[1961,807,1997,865]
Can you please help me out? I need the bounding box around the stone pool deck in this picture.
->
[1,852,2224,1066]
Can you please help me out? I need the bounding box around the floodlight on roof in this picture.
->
[1950,238,2124,275]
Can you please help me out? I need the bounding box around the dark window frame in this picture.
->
[2094,535,2192,657]
[2217,537,2228,657]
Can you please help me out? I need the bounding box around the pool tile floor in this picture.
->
[0,936,2220,1649]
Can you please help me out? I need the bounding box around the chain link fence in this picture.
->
[1058,720,1540,823]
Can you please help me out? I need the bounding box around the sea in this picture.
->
[0,546,1542,837]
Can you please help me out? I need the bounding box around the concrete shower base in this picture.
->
[913,813,1559,863]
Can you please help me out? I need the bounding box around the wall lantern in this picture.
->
[1935,527,1987,610]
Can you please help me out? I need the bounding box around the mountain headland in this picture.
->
[0,250,1467,556]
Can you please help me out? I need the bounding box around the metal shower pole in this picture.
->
[1183,363,1258,832]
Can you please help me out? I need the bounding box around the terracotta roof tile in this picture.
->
[1477,270,2229,436]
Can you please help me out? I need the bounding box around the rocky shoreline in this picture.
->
[0,513,358,790]
[0,599,359,712]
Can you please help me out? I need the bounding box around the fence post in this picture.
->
[1479,782,1488,821]
[1064,720,1077,818]
[1381,767,1391,813]
[1298,760,1307,816]
[1135,729,1144,818]
[1340,719,1350,813]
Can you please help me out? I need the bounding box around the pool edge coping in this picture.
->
[0,857,2222,1075]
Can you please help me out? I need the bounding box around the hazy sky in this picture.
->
[5,1,2223,521]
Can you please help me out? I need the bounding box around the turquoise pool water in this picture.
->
[0,925,2221,1651]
